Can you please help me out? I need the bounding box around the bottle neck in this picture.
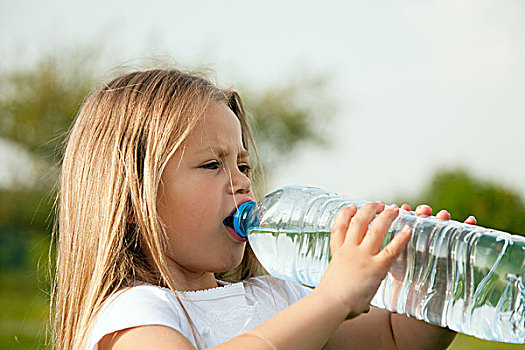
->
[233,200,256,238]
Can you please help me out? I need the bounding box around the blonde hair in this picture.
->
[51,68,263,349]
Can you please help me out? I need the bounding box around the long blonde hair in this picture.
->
[51,68,262,349]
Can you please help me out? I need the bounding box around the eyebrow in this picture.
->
[197,146,250,159]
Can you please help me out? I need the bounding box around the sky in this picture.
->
[1,0,524,204]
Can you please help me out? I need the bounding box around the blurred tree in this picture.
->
[408,169,525,236]
[242,75,333,164]
[0,52,98,270]
[0,53,98,173]
[240,75,334,194]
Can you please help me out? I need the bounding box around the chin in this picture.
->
[216,254,245,273]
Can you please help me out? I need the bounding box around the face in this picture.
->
[156,101,253,277]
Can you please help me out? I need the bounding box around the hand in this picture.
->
[400,203,477,225]
[314,202,412,320]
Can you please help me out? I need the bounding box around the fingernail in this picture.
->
[387,204,398,210]
[467,215,475,221]
[437,210,447,216]
[376,200,384,205]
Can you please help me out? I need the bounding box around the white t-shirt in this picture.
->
[87,276,312,349]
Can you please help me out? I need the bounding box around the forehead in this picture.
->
[184,102,245,152]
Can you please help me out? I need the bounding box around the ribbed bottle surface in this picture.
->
[242,185,525,343]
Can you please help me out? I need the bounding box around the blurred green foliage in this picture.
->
[408,169,525,237]
[241,74,334,172]
[0,55,95,168]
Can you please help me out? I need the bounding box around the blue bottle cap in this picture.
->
[233,201,256,238]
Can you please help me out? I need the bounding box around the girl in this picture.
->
[52,67,476,350]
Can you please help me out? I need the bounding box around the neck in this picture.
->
[164,258,219,291]
[142,247,221,291]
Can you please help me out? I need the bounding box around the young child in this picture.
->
[52,68,476,350]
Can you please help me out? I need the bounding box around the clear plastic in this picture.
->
[234,185,525,343]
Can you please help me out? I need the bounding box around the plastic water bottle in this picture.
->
[232,185,525,343]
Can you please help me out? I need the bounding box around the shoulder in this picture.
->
[87,283,188,350]
[96,283,182,320]
[243,276,313,305]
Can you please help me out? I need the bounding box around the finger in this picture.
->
[346,202,385,246]
[378,225,412,266]
[361,204,399,253]
[464,215,477,225]
[415,204,432,217]
[436,209,451,221]
[401,203,411,211]
[330,205,357,252]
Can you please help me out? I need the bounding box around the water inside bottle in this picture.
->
[249,219,525,343]
[248,227,331,287]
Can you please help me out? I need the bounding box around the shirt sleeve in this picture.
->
[86,284,186,350]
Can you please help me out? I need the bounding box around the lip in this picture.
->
[226,225,248,242]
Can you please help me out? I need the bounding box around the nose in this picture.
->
[227,166,252,195]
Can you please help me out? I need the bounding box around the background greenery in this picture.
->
[1,53,524,349]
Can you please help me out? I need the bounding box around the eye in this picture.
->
[200,161,221,170]
[238,163,252,175]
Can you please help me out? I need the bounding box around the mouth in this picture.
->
[223,213,235,229]
[223,199,253,242]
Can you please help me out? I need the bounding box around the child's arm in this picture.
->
[99,202,412,350]
[322,308,456,350]
[391,313,457,349]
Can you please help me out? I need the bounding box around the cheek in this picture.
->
[159,188,215,232]
[158,186,188,229]
[157,171,225,232]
